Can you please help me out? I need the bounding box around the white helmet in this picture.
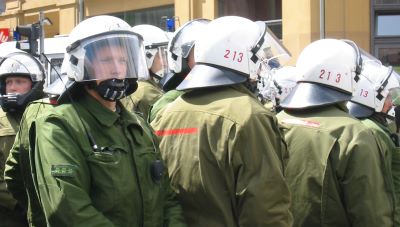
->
[177,16,291,91]
[168,18,210,74]
[131,24,169,80]
[59,15,148,102]
[347,60,400,118]
[161,18,210,91]
[0,51,45,112]
[64,15,148,82]
[260,66,298,108]
[0,52,45,82]
[280,39,364,109]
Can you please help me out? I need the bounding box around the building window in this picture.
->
[376,45,400,71]
[110,5,174,30]
[265,19,282,41]
[372,0,400,72]
[376,14,400,36]
[217,0,282,39]
[375,0,400,4]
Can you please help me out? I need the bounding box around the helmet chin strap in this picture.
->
[0,81,44,113]
[89,79,128,101]
[87,78,138,102]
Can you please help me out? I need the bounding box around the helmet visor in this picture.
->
[154,46,170,78]
[255,23,291,72]
[169,19,210,58]
[68,32,148,81]
[361,48,380,62]
[390,87,400,106]
[381,66,400,106]
[0,53,44,82]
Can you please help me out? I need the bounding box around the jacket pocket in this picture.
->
[86,145,127,212]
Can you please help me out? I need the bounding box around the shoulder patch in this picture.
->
[281,118,321,128]
[51,164,77,177]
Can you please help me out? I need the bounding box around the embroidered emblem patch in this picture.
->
[51,164,77,177]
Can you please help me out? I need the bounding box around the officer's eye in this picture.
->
[118,58,127,64]
[99,57,113,64]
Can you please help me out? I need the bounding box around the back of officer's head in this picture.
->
[348,60,400,119]
[280,39,364,110]
[175,16,291,91]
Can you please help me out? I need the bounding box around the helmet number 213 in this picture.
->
[224,49,243,63]
[319,69,341,83]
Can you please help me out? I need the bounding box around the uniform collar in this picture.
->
[231,83,259,100]
[284,102,348,115]
[79,93,120,127]
[370,112,389,127]
[79,92,145,133]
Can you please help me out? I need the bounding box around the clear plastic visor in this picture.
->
[256,25,291,72]
[0,54,44,82]
[390,69,400,106]
[389,87,400,106]
[149,46,170,78]
[360,60,400,104]
[169,19,209,58]
[69,33,148,81]
[361,48,380,63]
[388,66,400,106]
[254,27,291,84]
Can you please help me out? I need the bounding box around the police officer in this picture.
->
[5,73,68,227]
[121,24,169,120]
[31,15,186,226]
[151,16,292,227]
[149,19,210,123]
[347,61,400,226]
[277,39,394,226]
[0,51,45,227]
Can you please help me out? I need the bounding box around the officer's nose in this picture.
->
[110,60,126,79]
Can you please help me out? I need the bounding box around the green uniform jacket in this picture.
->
[32,94,186,227]
[151,85,292,227]
[277,105,394,227]
[362,117,400,226]
[148,89,185,123]
[5,98,57,227]
[122,80,163,120]
[0,109,27,227]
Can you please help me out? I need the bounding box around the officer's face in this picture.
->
[5,76,32,94]
[91,45,128,82]
[150,50,164,74]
